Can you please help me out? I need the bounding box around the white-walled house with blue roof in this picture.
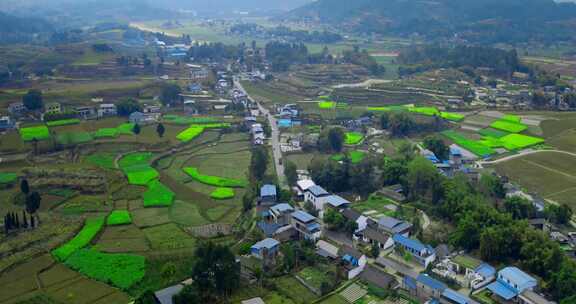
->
[404,274,479,304]
[304,185,331,210]
[251,238,280,262]
[291,210,322,241]
[486,267,538,302]
[259,184,277,205]
[393,234,437,268]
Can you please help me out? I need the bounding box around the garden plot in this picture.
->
[107,210,132,226]
[345,132,364,145]
[163,115,219,125]
[211,187,235,200]
[56,131,94,145]
[86,153,116,170]
[119,152,159,186]
[273,276,318,304]
[142,223,196,250]
[0,255,54,303]
[183,167,247,188]
[131,207,172,228]
[176,126,205,142]
[20,126,50,141]
[169,200,210,227]
[0,172,17,184]
[142,180,175,207]
[52,216,106,262]
[44,271,131,304]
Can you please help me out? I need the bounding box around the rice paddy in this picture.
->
[107,210,132,226]
[490,119,528,133]
[210,187,235,200]
[318,101,337,109]
[176,126,205,142]
[52,217,106,262]
[142,180,175,207]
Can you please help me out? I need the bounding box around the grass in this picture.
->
[0,172,17,184]
[297,266,332,291]
[453,255,482,270]
[116,123,136,135]
[345,132,364,145]
[442,130,495,157]
[331,151,366,164]
[46,119,81,127]
[490,119,528,133]
[107,210,132,226]
[318,101,337,109]
[94,128,119,138]
[52,217,106,262]
[274,276,318,304]
[440,112,465,122]
[352,195,398,216]
[210,187,235,200]
[183,167,247,188]
[176,126,205,142]
[64,249,145,290]
[142,180,175,207]
[86,153,116,170]
[20,126,50,141]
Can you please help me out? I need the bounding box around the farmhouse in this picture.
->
[129,111,160,125]
[291,210,321,241]
[486,267,537,302]
[45,102,62,115]
[339,246,367,279]
[98,104,117,118]
[259,184,277,205]
[316,240,339,259]
[75,106,96,119]
[251,238,280,266]
[393,234,436,268]
[0,116,15,130]
[304,185,331,210]
[269,203,294,226]
[378,215,412,236]
[8,102,25,115]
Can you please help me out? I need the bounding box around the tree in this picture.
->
[371,242,380,258]
[135,290,158,304]
[404,157,442,202]
[388,112,415,137]
[191,242,240,300]
[504,197,536,220]
[132,124,141,135]
[160,83,182,106]
[324,209,346,230]
[381,158,407,186]
[173,285,200,304]
[22,89,43,110]
[285,161,298,187]
[545,204,573,225]
[116,98,141,116]
[156,123,165,138]
[380,112,391,129]
[25,192,41,215]
[20,179,30,195]
[423,135,449,161]
[478,174,505,198]
[319,128,345,152]
[250,146,268,182]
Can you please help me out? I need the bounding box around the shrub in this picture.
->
[52,216,105,261]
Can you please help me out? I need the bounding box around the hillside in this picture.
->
[284,0,576,43]
[0,12,53,44]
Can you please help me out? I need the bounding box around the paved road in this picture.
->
[479,149,576,165]
[375,256,418,279]
[234,78,286,187]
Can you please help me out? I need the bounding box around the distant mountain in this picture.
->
[159,0,312,13]
[284,0,576,43]
[0,11,53,44]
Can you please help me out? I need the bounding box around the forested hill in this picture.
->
[0,12,53,44]
[284,0,576,43]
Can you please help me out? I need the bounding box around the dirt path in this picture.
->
[480,149,576,165]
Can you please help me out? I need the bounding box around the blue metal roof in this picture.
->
[487,281,517,300]
[475,263,496,279]
[251,238,280,250]
[442,289,472,304]
[393,234,432,253]
[417,274,446,292]
[307,222,321,232]
[404,276,417,290]
[270,203,294,214]
[292,210,316,223]
[260,184,277,197]
[257,221,280,237]
[307,185,329,197]
[450,147,462,156]
[499,267,537,290]
[326,195,351,208]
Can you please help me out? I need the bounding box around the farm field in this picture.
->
[490,152,576,210]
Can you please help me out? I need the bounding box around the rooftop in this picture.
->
[417,274,446,292]
[292,210,316,223]
[260,184,277,197]
[499,266,537,288]
[307,185,329,197]
[378,215,412,234]
[241,298,266,304]
[297,179,315,191]
[442,288,477,304]
[325,195,351,208]
[252,238,280,250]
[475,263,496,279]
[155,284,184,304]
[270,203,294,214]
[487,281,517,300]
[393,234,433,254]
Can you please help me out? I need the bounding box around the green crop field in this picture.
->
[501,114,522,123]
[46,119,81,127]
[94,128,119,138]
[440,112,465,121]
[183,167,247,188]
[143,180,175,207]
[116,123,136,135]
[142,223,196,250]
[0,172,17,184]
[86,153,116,170]
[478,128,509,138]
[107,210,132,226]
[20,126,50,141]
[318,101,336,109]
[490,119,528,133]
[442,130,495,157]
[210,187,235,200]
[408,106,440,116]
[119,153,159,185]
[176,126,205,142]
[64,249,145,290]
[331,151,366,164]
[52,217,105,262]
[163,115,219,125]
[500,134,545,150]
[56,132,94,145]
[345,132,364,145]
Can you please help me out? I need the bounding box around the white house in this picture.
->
[98,104,117,118]
[304,185,331,210]
[340,246,367,279]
